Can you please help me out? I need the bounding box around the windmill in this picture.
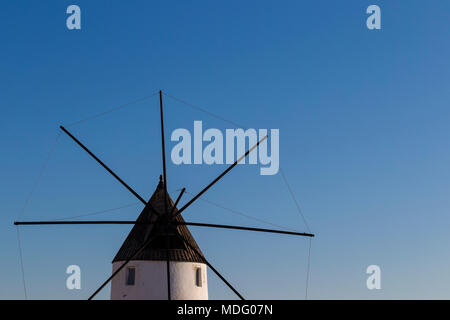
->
[14,91,315,300]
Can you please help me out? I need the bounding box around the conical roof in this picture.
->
[112,176,205,263]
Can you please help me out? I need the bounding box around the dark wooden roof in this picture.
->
[112,176,205,263]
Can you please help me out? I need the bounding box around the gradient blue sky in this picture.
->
[1,1,450,299]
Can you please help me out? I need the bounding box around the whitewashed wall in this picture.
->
[110,260,208,300]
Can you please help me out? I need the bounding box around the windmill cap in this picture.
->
[112,177,204,263]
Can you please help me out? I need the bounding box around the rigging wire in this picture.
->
[16,226,27,299]
[279,169,313,300]
[163,92,246,128]
[13,91,157,299]
[66,92,159,127]
[165,92,312,231]
[15,131,62,299]
[53,202,141,221]
[279,168,311,233]
[181,190,299,232]
[17,132,62,221]
[164,92,314,299]
[305,237,312,300]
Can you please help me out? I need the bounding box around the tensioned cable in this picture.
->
[66,92,159,127]
[279,168,311,233]
[164,92,312,233]
[164,92,314,299]
[13,91,156,299]
[17,91,158,219]
[305,237,312,299]
[16,226,27,299]
[182,190,299,232]
[15,131,62,300]
[163,92,246,128]
[53,202,141,221]
[279,168,313,299]
[17,132,62,221]
[16,90,156,294]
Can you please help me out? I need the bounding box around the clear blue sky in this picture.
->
[1,1,450,299]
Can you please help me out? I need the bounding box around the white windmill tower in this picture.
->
[111,176,208,300]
